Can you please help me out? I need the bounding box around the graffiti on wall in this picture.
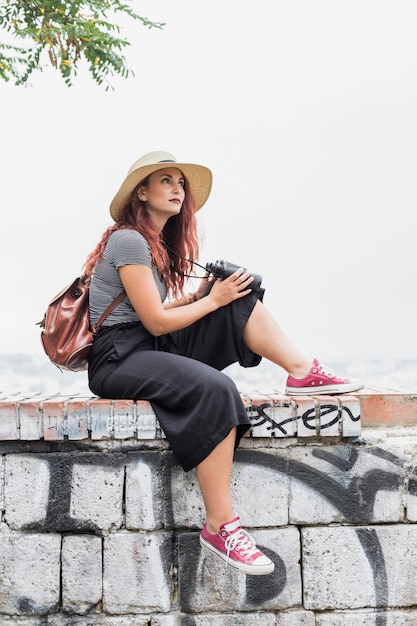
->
[3,438,412,626]
[246,399,361,437]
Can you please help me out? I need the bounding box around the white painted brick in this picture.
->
[42,399,66,440]
[292,397,317,437]
[169,449,290,530]
[19,398,43,440]
[303,525,417,610]
[0,398,19,440]
[0,617,45,624]
[275,610,316,626]
[4,455,50,529]
[48,617,149,625]
[351,444,405,522]
[288,444,404,525]
[103,531,172,613]
[151,615,276,625]
[66,399,89,440]
[250,403,296,438]
[406,465,417,521]
[0,530,60,614]
[69,462,124,530]
[125,452,171,530]
[373,488,404,521]
[315,397,341,436]
[62,535,102,613]
[0,455,4,512]
[146,618,180,626]
[231,451,289,527]
[340,396,361,437]
[371,526,417,606]
[302,526,376,610]
[113,400,135,439]
[178,527,301,611]
[89,399,112,440]
[170,466,206,528]
[407,492,417,521]
[316,608,417,625]
[288,446,342,524]
[136,400,158,439]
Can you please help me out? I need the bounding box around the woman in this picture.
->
[85,151,363,576]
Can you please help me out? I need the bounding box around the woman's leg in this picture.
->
[196,427,236,534]
[243,301,313,377]
[196,425,274,575]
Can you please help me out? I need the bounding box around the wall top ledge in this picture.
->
[0,387,415,442]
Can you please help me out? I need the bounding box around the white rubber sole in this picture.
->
[199,536,275,575]
[285,380,365,395]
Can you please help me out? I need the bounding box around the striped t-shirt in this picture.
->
[89,229,167,327]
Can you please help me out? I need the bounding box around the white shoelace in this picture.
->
[315,363,335,379]
[224,529,258,561]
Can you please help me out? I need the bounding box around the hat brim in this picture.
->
[110,162,212,221]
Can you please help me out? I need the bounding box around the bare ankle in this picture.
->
[206,522,219,535]
[288,360,313,379]
[206,514,234,535]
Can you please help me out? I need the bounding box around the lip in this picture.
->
[170,198,182,204]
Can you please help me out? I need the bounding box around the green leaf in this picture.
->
[0,0,165,88]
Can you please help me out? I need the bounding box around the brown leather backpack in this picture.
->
[37,276,125,372]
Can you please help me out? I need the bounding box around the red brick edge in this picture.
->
[0,388,415,442]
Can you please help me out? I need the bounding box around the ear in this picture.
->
[137,185,147,201]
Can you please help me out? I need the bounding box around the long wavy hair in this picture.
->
[83,174,200,298]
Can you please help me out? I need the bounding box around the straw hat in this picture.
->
[110,151,212,220]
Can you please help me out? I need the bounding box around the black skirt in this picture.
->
[88,291,263,471]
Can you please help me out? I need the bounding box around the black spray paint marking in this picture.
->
[14,442,407,624]
[247,401,360,436]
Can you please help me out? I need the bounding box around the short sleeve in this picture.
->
[108,230,152,269]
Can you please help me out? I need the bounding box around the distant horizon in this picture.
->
[1,352,416,397]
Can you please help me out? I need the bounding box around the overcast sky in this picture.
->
[1,0,416,375]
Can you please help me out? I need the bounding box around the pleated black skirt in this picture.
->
[88,291,263,471]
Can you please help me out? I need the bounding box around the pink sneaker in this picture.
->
[285,358,364,395]
[199,517,274,575]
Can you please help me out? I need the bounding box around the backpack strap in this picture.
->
[92,290,126,334]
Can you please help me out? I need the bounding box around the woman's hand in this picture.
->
[207,268,254,307]
[193,271,214,300]
[119,264,254,337]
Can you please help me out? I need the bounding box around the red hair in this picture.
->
[83,175,200,298]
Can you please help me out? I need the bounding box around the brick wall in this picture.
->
[0,388,416,625]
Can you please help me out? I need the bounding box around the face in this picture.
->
[137,167,185,227]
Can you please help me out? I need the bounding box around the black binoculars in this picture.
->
[205,259,263,292]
